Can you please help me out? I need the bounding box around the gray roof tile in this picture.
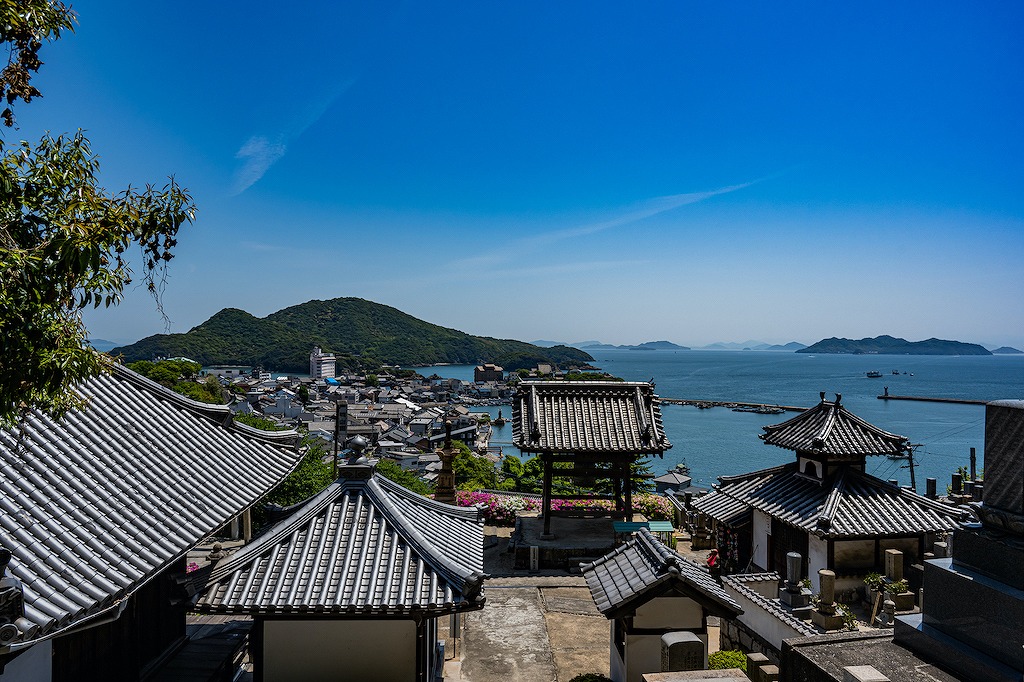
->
[761,395,908,458]
[694,463,968,537]
[0,364,303,649]
[512,381,671,454]
[581,528,740,619]
[195,467,487,617]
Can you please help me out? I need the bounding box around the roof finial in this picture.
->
[834,393,842,405]
[820,391,826,402]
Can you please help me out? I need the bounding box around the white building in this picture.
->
[309,346,336,379]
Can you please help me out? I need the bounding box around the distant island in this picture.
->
[797,335,992,356]
[991,346,1023,354]
[570,340,690,351]
[112,298,594,373]
[698,341,807,351]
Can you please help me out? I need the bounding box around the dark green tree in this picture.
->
[375,458,435,496]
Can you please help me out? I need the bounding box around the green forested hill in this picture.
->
[797,335,992,355]
[110,298,593,372]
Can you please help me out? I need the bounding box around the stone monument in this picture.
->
[434,421,458,505]
[894,400,1024,681]
[811,569,845,631]
[778,551,812,619]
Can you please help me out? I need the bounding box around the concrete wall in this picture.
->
[808,535,829,592]
[262,619,416,682]
[633,596,703,629]
[626,632,707,682]
[0,642,51,682]
[753,510,771,570]
[725,585,813,652]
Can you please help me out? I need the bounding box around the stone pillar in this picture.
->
[660,631,704,672]
[758,664,780,682]
[745,652,769,681]
[951,472,962,495]
[925,477,937,499]
[884,549,903,581]
[811,569,845,630]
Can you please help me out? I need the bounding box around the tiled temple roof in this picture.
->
[581,528,741,619]
[511,381,671,455]
[195,468,487,617]
[0,364,303,650]
[693,463,968,537]
[761,393,908,458]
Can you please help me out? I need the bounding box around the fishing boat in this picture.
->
[866,371,883,378]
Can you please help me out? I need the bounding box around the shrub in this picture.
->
[863,572,884,592]
[709,650,747,671]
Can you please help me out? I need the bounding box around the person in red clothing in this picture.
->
[706,549,719,569]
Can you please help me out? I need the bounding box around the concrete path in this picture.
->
[461,586,558,682]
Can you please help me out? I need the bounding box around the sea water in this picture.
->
[429,350,1024,491]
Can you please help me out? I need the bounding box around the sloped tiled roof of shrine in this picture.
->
[195,467,487,617]
[693,463,968,538]
[511,381,671,455]
[760,393,909,458]
[581,528,740,620]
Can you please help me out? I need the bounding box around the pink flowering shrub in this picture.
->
[456,491,672,526]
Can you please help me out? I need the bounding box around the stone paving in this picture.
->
[446,525,721,682]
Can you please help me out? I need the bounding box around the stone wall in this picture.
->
[719,617,780,667]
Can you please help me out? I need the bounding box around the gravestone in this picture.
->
[660,631,704,672]
[883,549,903,581]
[894,400,1024,681]
[811,569,845,630]
[778,551,812,615]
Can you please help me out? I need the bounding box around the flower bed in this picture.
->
[456,490,673,526]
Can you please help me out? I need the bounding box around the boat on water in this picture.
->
[866,371,883,378]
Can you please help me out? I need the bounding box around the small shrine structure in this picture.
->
[693,393,967,591]
[582,528,742,682]
[512,381,671,538]
[194,452,487,682]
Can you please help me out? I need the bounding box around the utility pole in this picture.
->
[903,443,921,492]
[333,400,340,479]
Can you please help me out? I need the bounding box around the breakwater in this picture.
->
[660,398,805,413]
[877,394,988,406]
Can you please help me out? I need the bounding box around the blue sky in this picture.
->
[17,2,1024,348]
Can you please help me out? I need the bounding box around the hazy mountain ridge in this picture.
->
[797,335,992,355]
[111,298,594,373]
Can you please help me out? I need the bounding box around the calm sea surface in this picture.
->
[426,350,1024,491]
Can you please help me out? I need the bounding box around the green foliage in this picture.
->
[263,438,334,508]
[0,0,76,127]
[111,297,593,373]
[171,376,224,405]
[453,440,499,490]
[887,579,909,595]
[863,572,885,592]
[127,358,201,386]
[375,458,434,496]
[1,93,195,424]
[568,675,612,682]
[296,385,309,405]
[233,412,286,431]
[365,373,379,387]
[708,650,747,671]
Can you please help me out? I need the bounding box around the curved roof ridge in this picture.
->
[364,477,486,598]
[374,473,483,522]
[718,462,795,483]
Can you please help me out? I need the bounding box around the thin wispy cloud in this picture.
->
[230,79,357,195]
[232,136,288,195]
[452,179,762,270]
[529,181,755,246]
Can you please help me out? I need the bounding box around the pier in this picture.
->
[661,398,806,413]
[877,394,988,406]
